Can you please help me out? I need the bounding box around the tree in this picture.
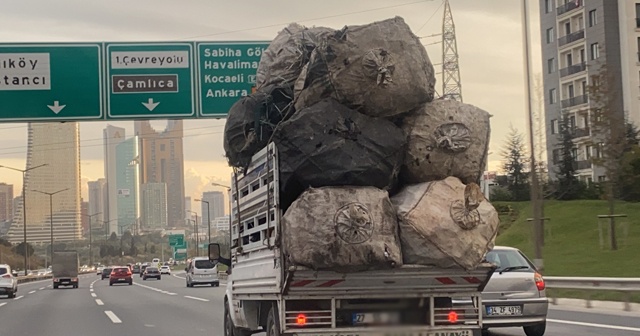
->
[12,242,34,257]
[501,126,530,201]
[109,232,118,242]
[588,63,626,250]
[149,245,157,255]
[554,116,584,200]
[129,236,137,256]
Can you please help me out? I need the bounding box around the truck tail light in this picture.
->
[296,314,307,326]
[53,278,59,282]
[447,311,459,323]
[534,272,545,291]
[72,278,78,282]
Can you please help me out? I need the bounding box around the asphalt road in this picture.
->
[0,272,639,336]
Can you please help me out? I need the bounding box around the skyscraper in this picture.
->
[8,123,82,243]
[141,183,168,231]
[0,183,13,223]
[201,191,225,226]
[87,178,107,229]
[81,200,89,236]
[115,136,140,235]
[135,121,185,228]
[104,125,126,235]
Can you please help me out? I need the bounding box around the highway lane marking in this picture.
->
[90,289,94,292]
[548,319,640,332]
[91,293,97,297]
[13,295,23,300]
[28,290,36,294]
[104,310,122,324]
[0,302,6,307]
[39,287,45,290]
[185,295,210,302]
[95,299,104,306]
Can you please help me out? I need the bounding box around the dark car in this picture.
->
[132,265,141,274]
[143,267,161,280]
[139,264,148,277]
[109,267,133,286]
[101,267,113,280]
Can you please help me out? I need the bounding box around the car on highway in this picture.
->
[142,267,161,280]
[455,246,548,336]
[132,264,141,274]
[96,266,104,275]
[185,256,219,287]
[160,266,171,275]
[101,267,113,280]
[139,264,149,277]
[109,267,133,286]
[0,265,18,299]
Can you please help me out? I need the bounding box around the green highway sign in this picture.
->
[0,44,103,121]
[168,234,185,247]
[196,42,269,117]
[106,43,195,119]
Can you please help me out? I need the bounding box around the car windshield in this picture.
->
[103,268,112,273]
[486,249,534,272]
[194,260,216,269]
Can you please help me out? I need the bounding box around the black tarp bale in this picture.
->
[273,98,407,210]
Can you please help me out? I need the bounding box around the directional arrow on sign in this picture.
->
[47,101,66,114]
[141,98,160,112]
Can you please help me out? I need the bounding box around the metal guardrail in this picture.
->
[16,271,94,284]
[545,276,640,311]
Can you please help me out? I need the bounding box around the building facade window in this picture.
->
[585,145,592,159]
[551,119,558,134]
[546,27,555,44]
[589,9,597,27]
[590,43,600,60]
[547,58,556,73]
[545,0,552,13]
[549,88,557,104]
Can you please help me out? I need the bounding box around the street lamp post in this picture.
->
[82,212,102,266]
[187,210,198,256]
[195,199,211,244]
[32,188,69,267]
[0,163,48,275]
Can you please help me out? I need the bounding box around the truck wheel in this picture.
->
[266,304,281,336]
[53,284,58,289]
[225,303,252,336]
[523,322,546,336]
[7,291,15,298]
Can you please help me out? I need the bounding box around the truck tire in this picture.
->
[225,301,252,336]
[53,284,58,289]
[266,304,281,336]
[7,290,15,298]
[523,322,546,336]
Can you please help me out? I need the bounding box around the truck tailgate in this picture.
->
[286,264,495,297]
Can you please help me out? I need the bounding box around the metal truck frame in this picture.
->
[213,144,494,336]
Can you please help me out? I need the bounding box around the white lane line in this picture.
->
[13,295,24,300]
[167,292,177,295]
[47,285,52,288]
[0,302,7,307]
[91,293,97,297]
[104,310,122,324]
[28,290,36,294]
[184,295,209,302]
[90,289,94,292]
[548,319,640,332]
[39,287,45,290]
[95,299,104,306]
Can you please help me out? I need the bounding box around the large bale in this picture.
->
[391,177,499,270]
[223,85,294,168]
[402,99,491,185]
[273,98,406,210]
[294,16,436,118]
[282,186,402,272]
[256,23,333,90]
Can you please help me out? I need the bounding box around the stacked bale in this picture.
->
[223,16,498,272]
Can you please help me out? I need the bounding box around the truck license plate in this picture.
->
[352,312,401,325]
[486,305,522,316]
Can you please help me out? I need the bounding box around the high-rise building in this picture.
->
[104,125,126,235]
[135,121,185,228]
[87,178,107,230]
[0,183,13,223]
[8,123,82,243]
[212,216,230,233]
[141,183,168,231]
[539,0,629,182]
[115,136,140,235]
[185,196,191,221]
[81,200,89,236]
[201,191,225,226]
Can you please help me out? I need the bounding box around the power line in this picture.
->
[176,0,433,40]
[416,0,445,34]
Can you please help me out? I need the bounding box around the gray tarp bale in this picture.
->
[391,177,499,270]
[273,98,406,210]
[401,99,491,185]
[293,16,436,118]
[282,186,402,272]
[256,23,333,90]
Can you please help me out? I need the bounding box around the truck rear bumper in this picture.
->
[54,278,78,286]
[284,326,479,336]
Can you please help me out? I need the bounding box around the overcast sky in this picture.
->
[0,0,543,214]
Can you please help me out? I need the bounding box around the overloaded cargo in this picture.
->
[223,16,498,272]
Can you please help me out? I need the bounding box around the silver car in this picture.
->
[0,264,18,299]
[476,246,548,336]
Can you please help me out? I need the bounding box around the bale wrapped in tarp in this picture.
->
[256,23,333,90]
[293,16,436,118]
[273,98,406,210]
[401,99,491,185]
[223,85,294,168]
[282,186,402,272]
[391,177,499,270]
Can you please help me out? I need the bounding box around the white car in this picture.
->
[0,264,18,299]
[160,266,171,275]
